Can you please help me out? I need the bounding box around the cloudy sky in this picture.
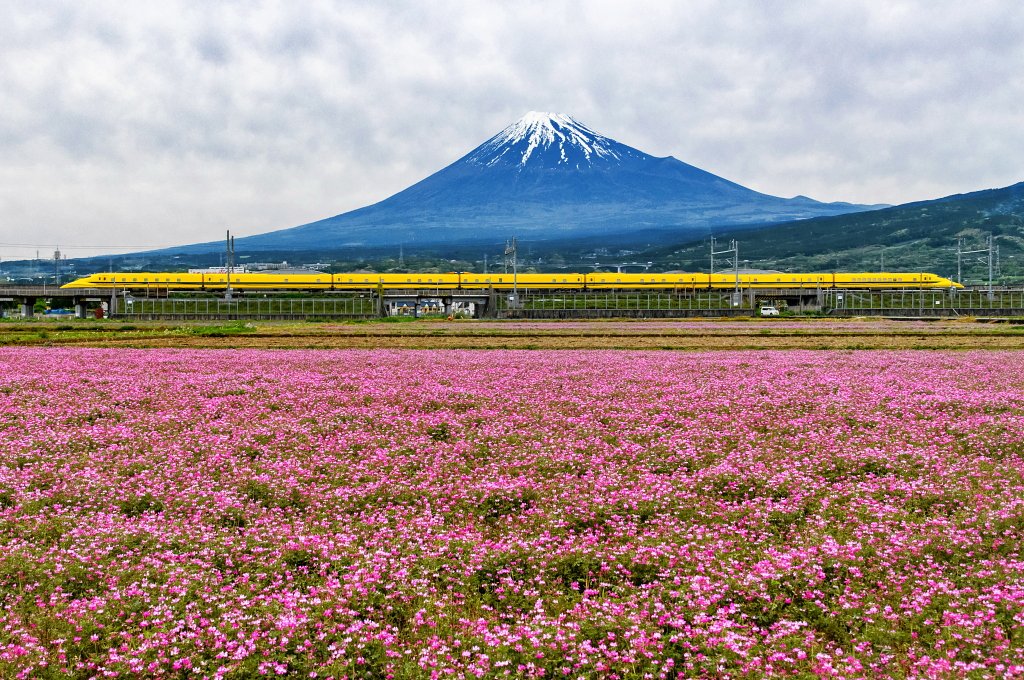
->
[2,0,1022,259]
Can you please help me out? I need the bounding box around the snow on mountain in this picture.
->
[466,111,634,169]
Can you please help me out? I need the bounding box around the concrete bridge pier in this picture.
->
[20,299,35,317]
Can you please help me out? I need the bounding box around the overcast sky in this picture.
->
[2,0,1022,260]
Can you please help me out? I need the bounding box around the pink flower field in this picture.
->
[1,348,1024,678]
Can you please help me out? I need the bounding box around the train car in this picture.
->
[446,273,582,289]
[371,273,461,289]
[585,272,698,289]
[200,272,333,290]
[459,272,585,289]
[736,273,832,289]
[585,272,837,290]
[835,272,959,289]
[61,272,207,290]
[333,273,382,289]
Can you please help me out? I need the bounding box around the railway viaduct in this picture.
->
[0,286,109,318]
[4,285,1024,319]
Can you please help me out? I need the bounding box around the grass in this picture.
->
[1,317,1024,350]
[182,322,259,337]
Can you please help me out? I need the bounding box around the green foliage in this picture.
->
[470,554,533,611]
[185,322,257,337]
[904,493,954,517]
[624,560,663,586]
[118,493,164,517]
[240,480,308,511]
[705,475,789,502]
[426,421,451,441]
[242,479,275,505]
[549,554,603,588]
[281,548,315,571]
[217,507,248,528]
[479,488,540,521]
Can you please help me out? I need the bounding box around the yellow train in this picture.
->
[62,271,962,291]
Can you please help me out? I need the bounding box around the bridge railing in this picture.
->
[500,291,754,311]
[824,289,1024,311]
[114,297,378,318]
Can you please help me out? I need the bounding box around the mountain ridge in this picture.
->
[645,180,1024,280]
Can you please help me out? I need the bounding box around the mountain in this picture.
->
[644,181,1024,281]
[169,112,882,254]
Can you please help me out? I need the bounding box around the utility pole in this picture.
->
[988,234,994,301]
[880,247,885,271]
[956,238,962,285]
[958,235,995,298]
[225,230,235,300]
[53,248,61,286]
[504,237,519,307]
[734,240,739,305]
[711,238,740,306]
[483,253,488,274]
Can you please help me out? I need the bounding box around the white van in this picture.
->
[760,305,780,317]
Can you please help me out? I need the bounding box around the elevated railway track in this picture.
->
[5,284,1024,320]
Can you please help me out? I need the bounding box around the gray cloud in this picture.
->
[0,0,1022,259]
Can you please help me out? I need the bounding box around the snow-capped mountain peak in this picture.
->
[466,111,640,169]
[197,112,882,254]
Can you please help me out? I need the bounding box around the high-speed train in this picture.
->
[61,271,963,291]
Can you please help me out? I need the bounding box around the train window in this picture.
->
[133,278,137,282]
[177,278,181,282]
[284,279,289,282]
